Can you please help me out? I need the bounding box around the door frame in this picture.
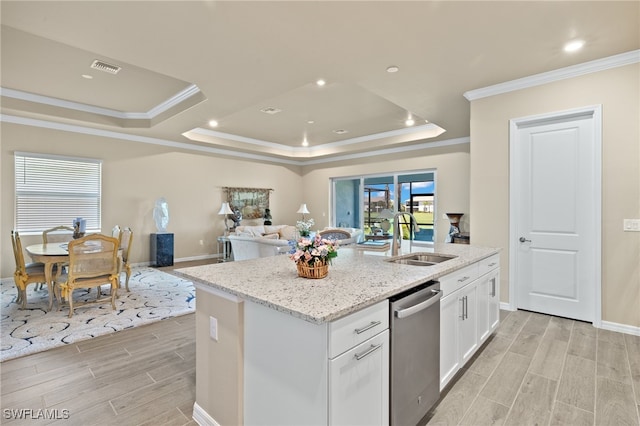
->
[508,105,602,327]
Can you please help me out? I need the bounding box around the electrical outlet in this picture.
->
[623,219,640,232]
[209,316,218,341]
[199,239,204,246]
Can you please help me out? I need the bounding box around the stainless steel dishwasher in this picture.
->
[389,280,442,426]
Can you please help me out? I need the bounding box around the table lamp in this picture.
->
[297,203,310,220]
[218,202,234,233]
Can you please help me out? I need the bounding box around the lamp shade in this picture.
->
[218,202,233,215]
[296,203,310,215]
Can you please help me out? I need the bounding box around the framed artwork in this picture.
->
[225,187,272,220]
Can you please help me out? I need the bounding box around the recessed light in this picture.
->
[260,107,282,115]
[386,65,399,73]
[307,120,315,124]
[564,39,585,53]
[333,129,348,135]
[316,79,326,87]
[81,74,93,79]
[405,118,415,126]
[208,120,219,127]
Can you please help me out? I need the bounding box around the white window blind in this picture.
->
[15,152,102,233]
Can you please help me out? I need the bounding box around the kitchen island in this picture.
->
[176,243,500,426]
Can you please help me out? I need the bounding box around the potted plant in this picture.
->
[289,234,338,279]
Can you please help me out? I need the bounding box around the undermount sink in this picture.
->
[385,253,458,266]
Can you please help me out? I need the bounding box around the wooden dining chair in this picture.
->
[55,234,120,318]
[11,230,48,309]
[41,225,75,289]
[119,227,134,292]
[42,225,75,244]
[111,225,122,241]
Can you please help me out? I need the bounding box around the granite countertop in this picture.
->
[176,243,500,325]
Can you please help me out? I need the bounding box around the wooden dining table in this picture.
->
[25,243,69,310]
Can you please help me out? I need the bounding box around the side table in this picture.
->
[217,236,232,262]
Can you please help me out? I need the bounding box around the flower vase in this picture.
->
[297,262,329,279]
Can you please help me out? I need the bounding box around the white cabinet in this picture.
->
[329,330,389,425]
[477,273,491,343]
[440,254,500,390]
[244,299,389,425]
[439,288,460,387]
[329,300,389,426]
[487,268,500,334]
[477,267,501,343]
[458,282,478,365]
[439,278,478,389]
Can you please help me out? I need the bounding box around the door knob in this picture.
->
[519,237,531,243]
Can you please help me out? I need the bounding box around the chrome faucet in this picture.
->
[391,212,420,256]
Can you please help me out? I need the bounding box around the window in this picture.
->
[332,170,436,242]
[14,152,102,233]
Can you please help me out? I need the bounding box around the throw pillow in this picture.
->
[278,225,297,241]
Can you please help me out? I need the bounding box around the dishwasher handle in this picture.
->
[395,289,442,319]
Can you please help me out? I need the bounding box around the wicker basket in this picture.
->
[296,262,329,279]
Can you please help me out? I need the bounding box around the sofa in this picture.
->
[228,225,296,261]
[228,225,363,261]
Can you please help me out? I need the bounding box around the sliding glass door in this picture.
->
[332,170,436,242]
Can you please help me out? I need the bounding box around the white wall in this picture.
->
[300,142,471,240]
[470,63,640,328]
[1,122,304,277]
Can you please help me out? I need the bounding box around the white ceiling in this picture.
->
[1,1,638,165]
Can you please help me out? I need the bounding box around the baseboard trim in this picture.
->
[131,254,220,268]
[600,320,640,336]
[499,303,640,336]
[192,402,221,426]
[500,302,516,311]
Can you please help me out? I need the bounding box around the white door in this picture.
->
[510,107,601,322]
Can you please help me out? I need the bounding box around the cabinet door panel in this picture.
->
[440,294,460,390]
[329,330,389,426]
[458,283,478,365]
[488,269,501,333]
[477,275,491,343]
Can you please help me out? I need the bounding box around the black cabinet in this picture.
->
[151,233,174,266]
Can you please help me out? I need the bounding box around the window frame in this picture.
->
[14,152,102,235]
[331,169,437,243]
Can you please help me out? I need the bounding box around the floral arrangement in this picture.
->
[296,218,315,237]
[289,234,338,266]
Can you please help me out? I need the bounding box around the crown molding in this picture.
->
[0,84,202,120]
[185,122,446,156]
[1,114,467,167]
[464,50,640,101]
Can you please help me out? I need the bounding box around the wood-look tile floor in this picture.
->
[3,264,639,426]
[0,313,196,426]
[425,310,640,426]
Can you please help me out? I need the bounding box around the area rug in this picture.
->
[0,267,195,362]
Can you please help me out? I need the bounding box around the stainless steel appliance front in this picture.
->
[389,281,441,425]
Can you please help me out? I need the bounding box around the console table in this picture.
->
[217,235,232,262]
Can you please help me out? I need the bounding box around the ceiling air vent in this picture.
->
[260,107,282,115]
[90,59,121,75]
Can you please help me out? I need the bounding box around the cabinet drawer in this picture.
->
[478,253,500,276]
[439,263,479,298]
[329,329,389,425]
[329,300,389,358]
